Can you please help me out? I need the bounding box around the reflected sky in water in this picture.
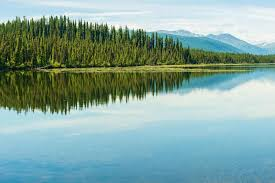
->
[0,69,275,182]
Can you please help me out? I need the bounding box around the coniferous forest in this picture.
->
[0,16,275,69]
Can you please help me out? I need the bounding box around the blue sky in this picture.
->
[1,0,275,43]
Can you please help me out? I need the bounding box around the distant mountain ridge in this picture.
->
[257,42,275,53]
[207,33,268,55]
[157,31,242,53]
[157,30,275,55]
[158,30,202,37]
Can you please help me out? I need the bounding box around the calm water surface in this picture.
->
[0,68,275,183]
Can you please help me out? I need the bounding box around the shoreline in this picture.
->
[1,63,275,73]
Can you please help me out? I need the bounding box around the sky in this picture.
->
[1,0,275,43]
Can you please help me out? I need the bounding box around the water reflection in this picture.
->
[1,69,275,182]
[0,71,216,114]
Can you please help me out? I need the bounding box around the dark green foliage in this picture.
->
[0,16,274,69]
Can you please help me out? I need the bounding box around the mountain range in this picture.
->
[257,42,275,53]
[157,30,275,55]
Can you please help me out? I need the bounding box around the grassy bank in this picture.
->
[36,63,267,73]
[2,63,274,73]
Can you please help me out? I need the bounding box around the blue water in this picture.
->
[1,69,275,182]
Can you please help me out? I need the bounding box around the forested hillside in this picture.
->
[0,16,274,69]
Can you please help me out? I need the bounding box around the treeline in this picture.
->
[0,71,211,113]
[0,16,274,69]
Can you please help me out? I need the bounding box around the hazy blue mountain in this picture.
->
[207,33,268,55]
[158,30,202,37]
[157,30,275,55]
[157,32,243,53]
[257,42,275,54]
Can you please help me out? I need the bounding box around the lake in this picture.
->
[0,67,275,183]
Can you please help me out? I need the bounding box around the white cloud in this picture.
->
[8,0,103,9]
[65,11,151,18]
[147,5,275,43]
[7,0,142,10]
